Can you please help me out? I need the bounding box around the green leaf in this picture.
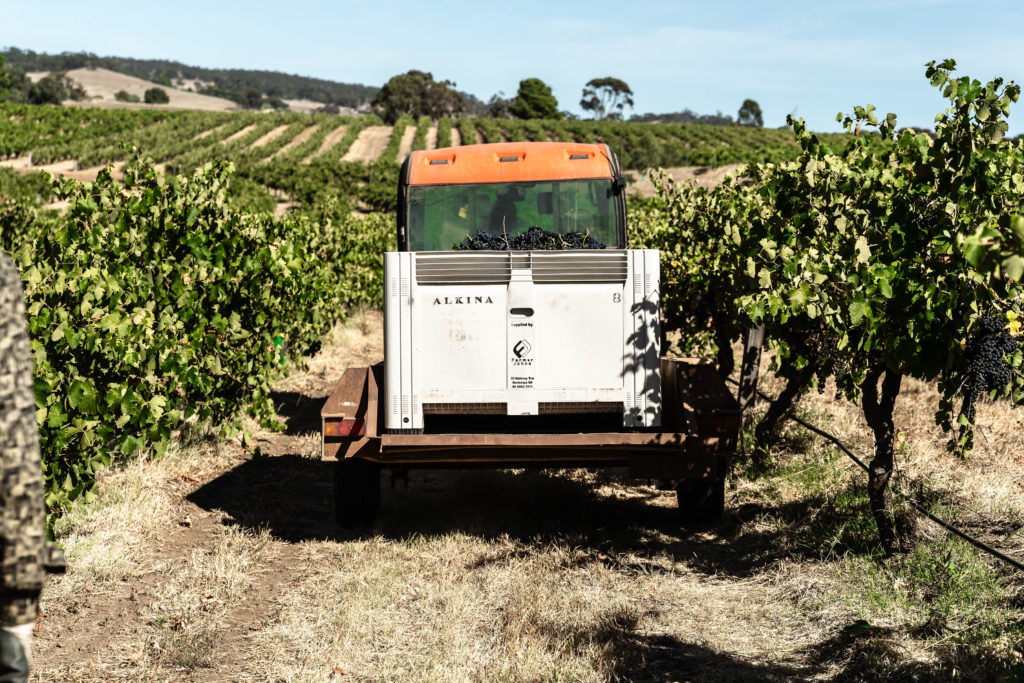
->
[850,298,870,325]
[1003,255,1024,281]
[855,236,871,264]
[789,284,810,310]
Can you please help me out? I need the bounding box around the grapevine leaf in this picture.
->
[1002,255,1024,281]
[850,298,870,325]
[855,236,871,264]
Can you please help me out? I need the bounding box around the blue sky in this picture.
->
[4,0,1024,132]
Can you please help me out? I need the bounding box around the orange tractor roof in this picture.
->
[406,141,614,186]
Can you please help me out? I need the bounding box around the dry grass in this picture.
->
[627,164,748,198]
[268,124,319,161]
[341,126,393,163]
[30,67,238,111]
[249,124,291,149]
[302,125,349,164]
[30,313,1024,681]
[395,125,417,163]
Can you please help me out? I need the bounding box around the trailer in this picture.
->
[321,356,740,526]
[318,141,742,526]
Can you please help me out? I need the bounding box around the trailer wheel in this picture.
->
[675,477,724,524]
[333,457,381,527]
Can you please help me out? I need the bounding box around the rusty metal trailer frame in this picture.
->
[321,357,740,482]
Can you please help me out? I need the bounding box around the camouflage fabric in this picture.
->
[0,252,60,627]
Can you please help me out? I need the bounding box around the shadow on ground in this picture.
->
[269,390,325,436]
[186,383,1003,682]
[187,452,994,681]
[188,451,885,578]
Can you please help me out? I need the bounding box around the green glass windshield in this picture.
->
[407,179,619,251]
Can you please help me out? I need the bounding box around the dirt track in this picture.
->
[395,125,416,162]
[627,164,748,197]
[223,123,258,143]
[250,124,291,149]
[30,308,1024,680]
[303,124,349,163]
[341,126,392,162]
[270,124,318,161]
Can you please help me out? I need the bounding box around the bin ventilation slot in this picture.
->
[423,403,508,415]
[416,253,512,284]
[499,156,520,162]
[415,251,629,285]
[429,159,449,165]
[531,251,629,283]
[423,402,623,415]
[569,154,590,160]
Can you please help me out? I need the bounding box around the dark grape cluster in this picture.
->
[796,328,868,399]
[961,315,1020,420]
[789,329,845,394]
[456,226,605,251]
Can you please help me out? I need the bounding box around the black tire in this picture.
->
[676,477,725,524]
[333,457,381,527]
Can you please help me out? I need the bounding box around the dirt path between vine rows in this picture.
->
[449,125,462,147]
[302,124,348,163]
[223,123,258,143]
[29,307,1023,680]
[195,124,226,141]
[628,163,748,196]
[249,124,290,149]
[341,125,392,162]
[395,124,416,162]
[268,123,318,161]
[425,124,438,150]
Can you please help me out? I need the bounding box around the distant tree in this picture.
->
[28,73,69,104]
[114,89,140,102]
[144,87,169,104]
[630,109,735,126]
[487,91,514,118]
[151,74,172,87]
[316,104,341,115]
[3,69,31,103]
[237,88,263,109]
[510,78,561,119]
[580,77,634,120]
[737,99,763,127]
[371,70,464,123]
[2,47,379,109]
[459,91,488,117]
[265,95,289,111]
[0,56,9,101]
[65,76,87,101]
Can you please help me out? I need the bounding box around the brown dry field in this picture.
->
[29,68,237,111]
[627,164,748,197]
[341,126,393,163]
[250,124,292,149]
[271,124,319,161]
[223,123,260,144]
[303,125,349,164]
[395,125,417,163]
[30,308,1024,681]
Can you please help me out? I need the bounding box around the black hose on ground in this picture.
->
[725,377,1024,573]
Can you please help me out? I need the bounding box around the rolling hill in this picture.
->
[3,47,377,110]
